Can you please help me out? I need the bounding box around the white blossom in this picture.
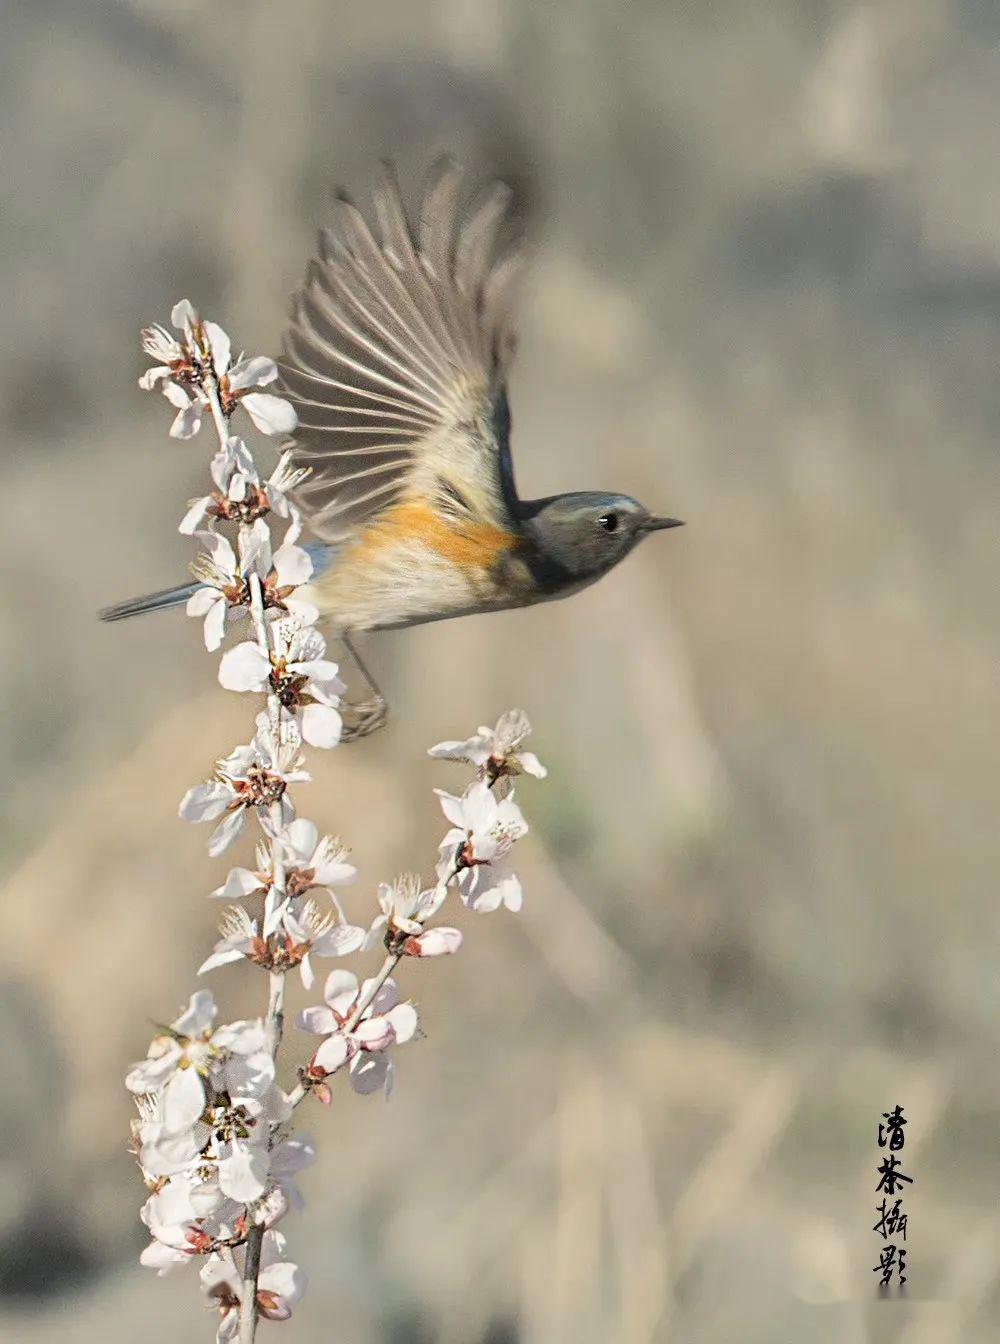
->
[126,993,276,1127]
[200,1231,306,1340]
[211,841,272,902]
[198,905,265,975]
[364,873,456,955]
[138,300,225,401]
[180,444,308,538]
[163,351,297,442]
[179,438,258,534]
[281,819,356,894]
[186,521,269,651]
[297,970,418,1097]
[139,1173,242,1274]
[429,708,546,781]
[218,625,344,749]
[436,780,527,912]
[279,899,365,989]
[178,720,308,857]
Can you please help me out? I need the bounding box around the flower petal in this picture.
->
[170,400,203,440]
[218,642,271,693]
[179,782,232,823]
[301,703,342,750]
[295,1006,337,1036]
[227,354,277,390]
[312,1033,350,1075]
[218,1143,270,1202]
[241,392,298,435]
[207,807,247,858]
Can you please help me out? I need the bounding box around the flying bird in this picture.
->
[102,159,684,737]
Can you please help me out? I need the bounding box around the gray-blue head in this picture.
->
[521,491,683,587]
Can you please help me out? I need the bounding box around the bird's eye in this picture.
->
[598,512,619,533]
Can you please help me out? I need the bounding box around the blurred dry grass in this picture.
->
[3,0,1000,1340]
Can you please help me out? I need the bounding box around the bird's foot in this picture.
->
[340,695,388,743]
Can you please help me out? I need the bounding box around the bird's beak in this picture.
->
[643,516,685,532]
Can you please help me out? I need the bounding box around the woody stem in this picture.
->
[202,358,286,1344]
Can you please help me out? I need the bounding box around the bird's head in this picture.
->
[522,491,683,582]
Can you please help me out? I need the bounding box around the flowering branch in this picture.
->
[124,301,547,1342]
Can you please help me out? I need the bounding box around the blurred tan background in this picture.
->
[3,0,1000,1340]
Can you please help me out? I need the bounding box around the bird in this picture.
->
[101,158,684,739]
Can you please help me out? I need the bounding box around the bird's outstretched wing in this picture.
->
[278,159,524,544]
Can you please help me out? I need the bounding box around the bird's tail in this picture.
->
[99,581,200,622]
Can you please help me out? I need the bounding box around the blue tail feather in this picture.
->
[99,582,200,622]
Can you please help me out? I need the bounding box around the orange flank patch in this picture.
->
[355,500,517,570]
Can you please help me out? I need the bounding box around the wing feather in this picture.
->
[279,158,523,543]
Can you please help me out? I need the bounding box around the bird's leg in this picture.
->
[338,634,388,742]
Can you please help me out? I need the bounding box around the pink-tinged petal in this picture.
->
[204,320,232,375]
[312,1033,350,1075]
[259,1299,293,1322]
[353,1016,395,1051]
[385,1002,418,1044]
[163,1066,206,1131]
[295,1005,337,1035]
[323,968,359,1007]
[301,703,342,750]
[203,599,227,652]
[207,807,247,858]
[140,1239,190,1275]
[406,927,463,957]
[179,781,232,823]
[217,1143,270,1202]
[169,400,203,440]
[241,391,298,435]
[367,977,400,1016]
[349,1053,390,1095]
[218,641,271,692]
[259,1260,306,1306]
[226,354,277,390]
[273,542,313,587]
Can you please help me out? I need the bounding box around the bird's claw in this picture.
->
[340,696,388,743]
